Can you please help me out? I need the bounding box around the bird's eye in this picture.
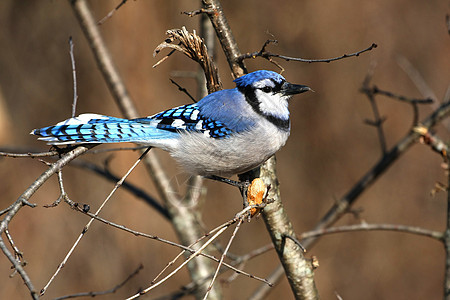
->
[262,86,272,93]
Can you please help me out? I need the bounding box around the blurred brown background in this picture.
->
[1,0,449,299]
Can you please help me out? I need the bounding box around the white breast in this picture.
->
[169,119,290,177]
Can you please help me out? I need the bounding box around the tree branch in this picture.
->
[200,1,319,298]
[0,145,91,300]
[201,0,247,77]
[237,42,377,64]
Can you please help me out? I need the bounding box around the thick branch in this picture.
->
[260,157,318,299]
[201,0,247,77]
[200,1,318,299]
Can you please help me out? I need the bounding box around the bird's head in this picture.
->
[234,70,311,129]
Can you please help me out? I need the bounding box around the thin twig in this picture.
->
[0,145,147,158]
[71,159,169,219]
[97,0,128,25]
[446,14,450,35]
[69,37,78,118]
[4,228,24,267]
[361,68,388,155]
[0,145,91,300]
[71,202,271,286]
[237,42,377,64]
[396,55,438,103]
[203,217,244,300]
[369,85,434,104]
[40,147,151,296]
[300,223,443,241]
[169,78,197,103]
[182,8,215,17]
[0,150,59,158]
[43,170,66,208]
[126,226,229,300]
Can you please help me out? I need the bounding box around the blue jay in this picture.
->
[32,70,310,177]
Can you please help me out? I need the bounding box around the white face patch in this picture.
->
[254,89,289,118]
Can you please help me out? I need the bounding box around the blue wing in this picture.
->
[149,104,234,139]
[31,104,236,145]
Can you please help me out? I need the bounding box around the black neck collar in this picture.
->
[238,86,290,131]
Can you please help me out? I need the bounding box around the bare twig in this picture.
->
[97,0,128,25]
[169,78,197,103]
[72,204,271,286]
[4,228,24,268]
[71,159,169,218]
[367,85,434,104]
[70,0,138,118]
[361,68,388,155]
[40,147,151,296]
[126,225,229,299]
[0,145,91,300]
[53,264,143,300]
[0,145,148,158]
[182,8,215,18]
[154,240,273,300]
[125,206,267,300]
[43,170,66,208]
[238,42,377,64]
[300,223,443,241]
[203,218,244,300]
[0,150,59,158]
[69,37,78,118]
[259,157,318,299]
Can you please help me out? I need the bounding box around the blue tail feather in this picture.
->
[31,113,178,145]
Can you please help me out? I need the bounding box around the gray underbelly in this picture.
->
[170,128,289,177]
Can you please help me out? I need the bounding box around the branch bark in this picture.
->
[201,0,318,299]
[201,0,247,78]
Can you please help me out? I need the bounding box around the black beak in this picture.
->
[282,82,311,96]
